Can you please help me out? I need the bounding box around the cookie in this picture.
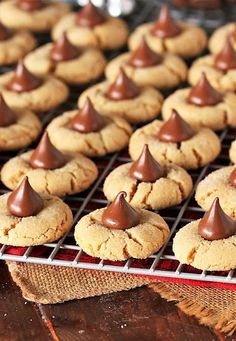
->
[0,94,41,151]
[128,5,207,59]
[173,198,236,271]
[195,166,236,218]
[47,99,132,157]
[0,24,36,65]
[78,69,163,124]
[0,60,69,112]
[0,177,73,247]
[1,132,98,197]
[105,37,187,90]
[74,192,169,261]
[52,2,128,50]
[129,112,221,169]
[0,0,70,32]
[189,38,236,92]
[162,73,236,130]
[229,139,236,164]
[24,35,107,85]
[208,23,236,54]
[103,145,193,210]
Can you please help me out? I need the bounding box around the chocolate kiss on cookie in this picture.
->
[30,132,66,170]
[198,197,236,241]
[187,73,222,107]
[129,37,162,68]
[7,176,43,217]
[75,1,106,28]
[229,168,236,187]
[214,37,236,71]
[102,191,139,230]
[0,22,11,41]
[49,33,78,62]
[7,60,42,93]
[17,0,46,11]
[0,94,15,127]
[71,97,104,133]
[130,144,165,182]
[106,68,140,101]
[151,5,181,38]
[158,109,194,143]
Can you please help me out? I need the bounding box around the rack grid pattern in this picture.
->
[0,0,235,286]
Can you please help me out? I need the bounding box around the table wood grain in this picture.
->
[0,262,235,341]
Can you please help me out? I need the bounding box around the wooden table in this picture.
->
[0,262,235,341]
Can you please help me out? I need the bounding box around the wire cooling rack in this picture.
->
[0,0,235,286]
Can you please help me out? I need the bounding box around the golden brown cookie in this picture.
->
[173,220,236,271]
[129,119,221,169]
[229,139,236,164]
[74,207,169,261]
[0,191,73,247]
[0,28,36,65]
[105,51,187,90]
[52,7,128,50]
[208,23,236,54]
[162,88,236,131]
[24,42,107,85]
[103,162,192,210]
[78,79,163,124]
[195,166,236,218]
[1,150,98,197]
[0,0,70,32]
[47,109,132,157]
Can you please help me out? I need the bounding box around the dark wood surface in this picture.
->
[0,262,235,341]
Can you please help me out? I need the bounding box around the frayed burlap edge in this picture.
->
[150,282,236,336]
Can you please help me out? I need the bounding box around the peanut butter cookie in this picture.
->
[229,139,236,164]
[209,23,236,54]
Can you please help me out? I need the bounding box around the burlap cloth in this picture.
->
[6,261,236,336]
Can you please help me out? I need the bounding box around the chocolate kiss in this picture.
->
[71,97,104,133]
[0,94,15,127]
[30,132,66,170]
[214,37,236,71]
[7,60,42,93]
[102,192,139,230]
[130,144,165,182]
[17,0,46,11]
[7,177,43,217]
[129,37,162,68]
[187,73,222,107]
[158,109,194,143]
[49,33,78,62]
[0,22,11,41]
[75,1,106,28]
[106,68,140,101]
[198,197,236,241]
[229,168,236,188]
[151,5,181,38]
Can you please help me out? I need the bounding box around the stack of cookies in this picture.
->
[0,1,235,272]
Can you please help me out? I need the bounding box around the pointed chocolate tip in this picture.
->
[130,144,165,182]
[7,59,42,93]
[102,191,139,230]
[30,132,66,170]
[151,4,181,38]
[187,72,222,107]
[214,36,236,71]
[17,0,46,11]
[49,32,78,62]
[0,94,16,127]
[158,109,194,143]
[7,176,44,217]
[75,1,106,28]
[106,68,140,101]
[198,197,236,241]
[129,36,162,68]
[70,97,104,133]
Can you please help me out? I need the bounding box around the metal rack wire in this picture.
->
[0,0,235,286]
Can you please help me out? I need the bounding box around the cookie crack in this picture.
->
[191,148,202,168]
[169,178,185,201]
